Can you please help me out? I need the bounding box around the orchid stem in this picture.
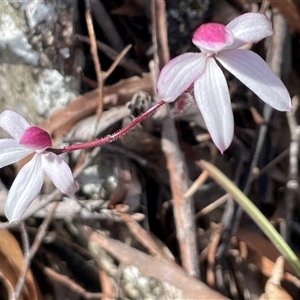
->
[49,100,165,155]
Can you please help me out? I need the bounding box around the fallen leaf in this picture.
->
[0,230,38,299]
[84,226,228,299]
[237,228,300,287]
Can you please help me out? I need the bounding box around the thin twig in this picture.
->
[154,0,170,69]
[77,35,143,74]
[105,45,132,79]
[14,202,59,299]
[195,194,231,220]
[121,213,175,262]
[284,96,300,241]
[99,268,115,300]
[19,222,30,258]
[85,0,104,121]
[151,0,199,277]
[259,0,270,13]
[184,170,209,199]
[41,264,107,300]
[251,148,289,181]
[207,226,222,288]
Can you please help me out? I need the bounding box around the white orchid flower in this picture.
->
[157,13,291,152]
[0,110,77,223]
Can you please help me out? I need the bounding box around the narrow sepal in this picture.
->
[0,139,33,168]
[217,50,291,111]
[193,58,234,152]
[225,13,273,50]
[42,152,77,195]
[157,53,207,102]
[0,110,30,141]
[5,154,44,223]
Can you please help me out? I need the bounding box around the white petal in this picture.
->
[0,139,33,168]
[216,50,291,111]
[5,154,44,222]
[157,53,207,102]
[193,58,234,152]
[0,110,30,141]
[41,152,77,195]
[225,13,273,50]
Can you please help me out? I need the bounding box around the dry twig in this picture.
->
[84,0,134,122]
[121,213,174,262]
[41,264,107,300]
[284,96,300,241]
[151,0,199,277]
[85,0,104,120]
[14,202,59,299]
[77,34,143,74]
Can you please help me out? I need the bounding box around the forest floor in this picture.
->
[1,0,300,299]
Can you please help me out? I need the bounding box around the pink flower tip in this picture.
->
[192,23,234,52]
[20,126,52,149]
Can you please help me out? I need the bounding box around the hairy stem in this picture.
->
[48,100,165,155]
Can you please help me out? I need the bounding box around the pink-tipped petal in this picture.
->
[0,139,33,168]
[0,110,30,141]
[225,13,273,50]
[216,49,291,111]
[193,58,234,152]
[192,23,234,53]
[157,53,207,102]
[42,152,77,195]
[5,154,44,223]
[20,126,52,149]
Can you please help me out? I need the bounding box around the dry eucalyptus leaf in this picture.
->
[236,229,300,291]
[237,229,297,276]
[0,230,38,300]
[85,227,227,299]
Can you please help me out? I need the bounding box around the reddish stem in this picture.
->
[48,100,165,155]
